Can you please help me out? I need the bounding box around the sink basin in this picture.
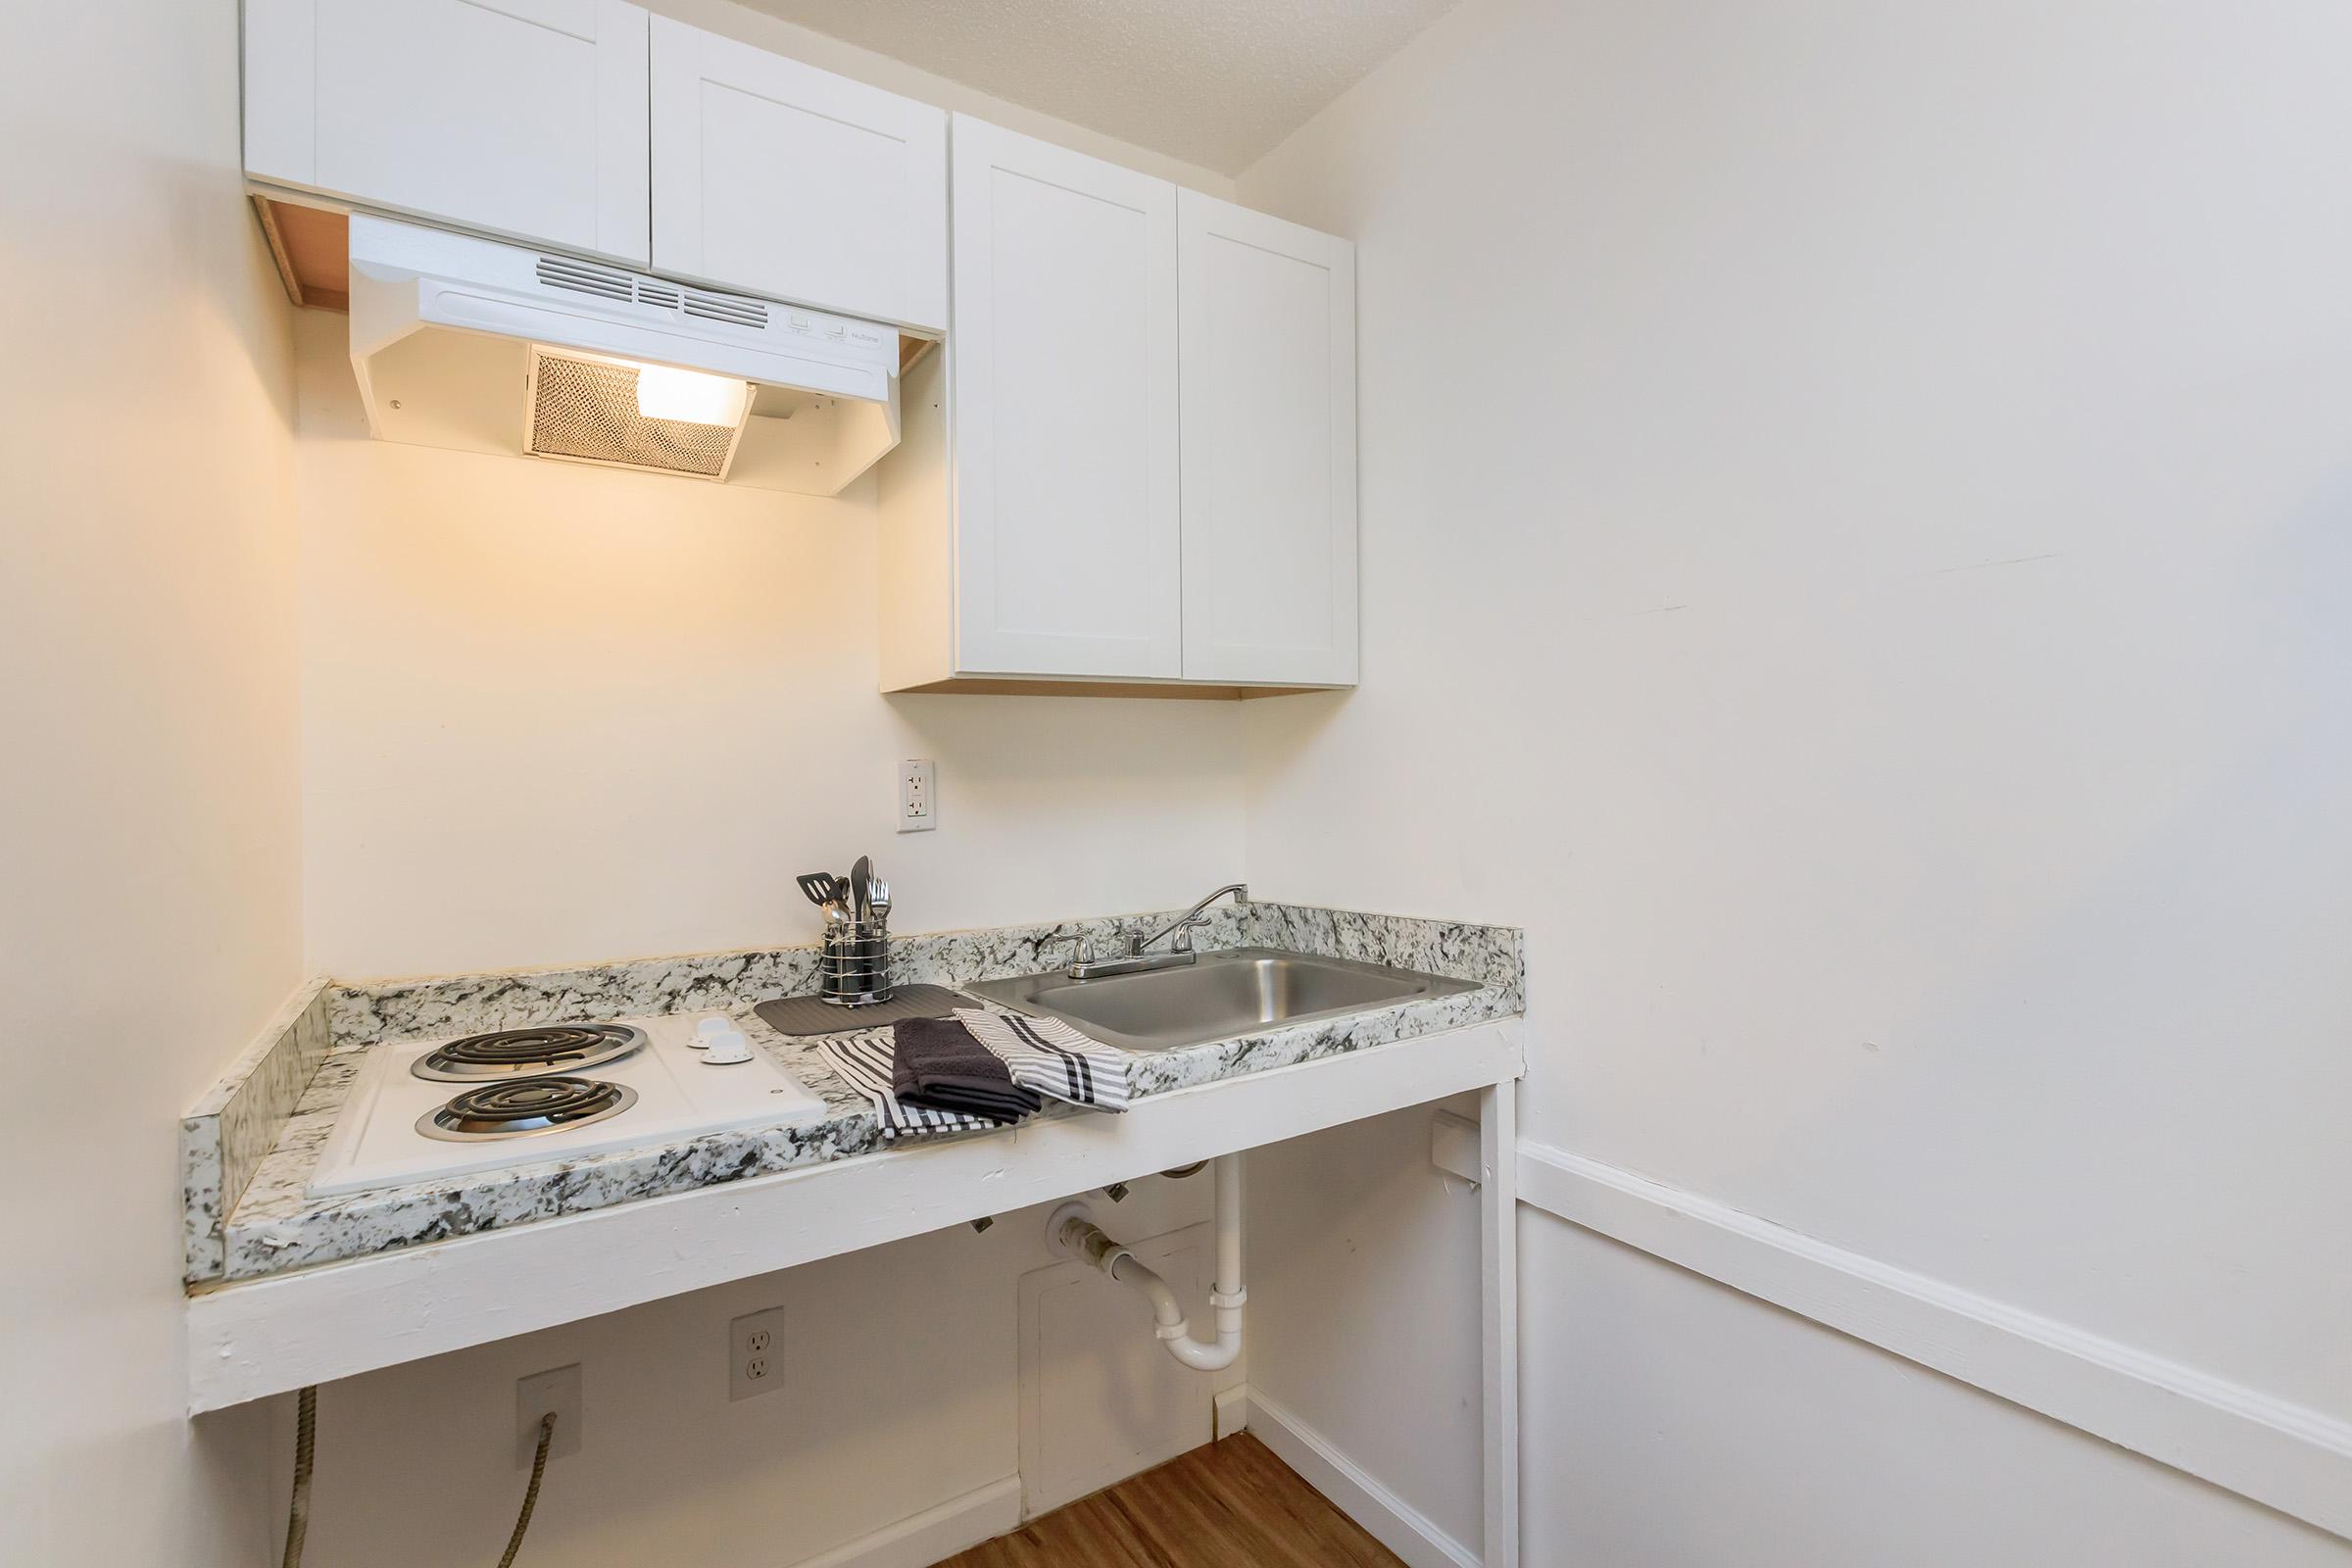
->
[965,947,1478,1054]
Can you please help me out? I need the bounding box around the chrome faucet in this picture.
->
[1063,883,1248,979]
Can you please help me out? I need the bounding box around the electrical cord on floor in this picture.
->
[280,1386,317,1568]
[498,1412,559,1568]
[277,1390,561,1568]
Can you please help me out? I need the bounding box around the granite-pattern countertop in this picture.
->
[192,904,1522,1286]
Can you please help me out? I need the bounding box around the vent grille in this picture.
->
[533,257,765,330]
[683,288,768,329]
[524,351,741,479]
[534,256,633,302]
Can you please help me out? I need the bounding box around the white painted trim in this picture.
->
[784,1475,1021,1568]
[189,1022,1520,1412]
[1214,1383,1250,1442]
[1477,1082,1520,1568]
[1516,1143,2352,1544]
[1250,1391,1482,1568]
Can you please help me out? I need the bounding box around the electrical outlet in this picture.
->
[730,1306,787,1401]
[515,1364,582,1468]
[897,759,936,833]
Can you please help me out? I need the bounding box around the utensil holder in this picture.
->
[819,916,894,1006]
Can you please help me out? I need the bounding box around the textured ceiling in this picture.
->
[730,0,1462,175]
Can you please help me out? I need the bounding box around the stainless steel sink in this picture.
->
[965,947,1477,1054]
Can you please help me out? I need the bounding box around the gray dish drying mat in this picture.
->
[754,984,968,1036]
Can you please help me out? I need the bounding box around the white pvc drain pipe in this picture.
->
[1048,1152,1244,1372]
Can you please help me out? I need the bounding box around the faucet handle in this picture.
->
[1044,933,1094,972]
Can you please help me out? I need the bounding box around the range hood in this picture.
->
[345,215,901,495]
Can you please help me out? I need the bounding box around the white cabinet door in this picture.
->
[950,117,1182,679]
[1177,192,1358,685]
[649,19,947,330]
[243,0,651,266]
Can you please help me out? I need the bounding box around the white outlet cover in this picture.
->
[730,1305,788,1401]
[516,1364,582,1467]
[898,759,937,833]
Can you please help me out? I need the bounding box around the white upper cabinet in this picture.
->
[649,19,948,331]
[947,116,1182,680]
[1177,193,1358,685]
[878,124,1357,694]
[243,0,651,266]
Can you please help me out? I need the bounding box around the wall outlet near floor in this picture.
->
[730,1306,788,1400]
[897,758,937,832]
[515,1364,582,1468]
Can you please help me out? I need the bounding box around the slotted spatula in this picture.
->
[796,871,845,908]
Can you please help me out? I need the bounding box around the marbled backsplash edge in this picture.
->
[322,900,1521,1048]
[180,976,332,1282]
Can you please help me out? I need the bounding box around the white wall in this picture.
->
[0,2,304,1564]
[1244,1099,1486,1553]
[1235,0,2352,1557]
[270,1179,1224,1568]
[1524,1214,2350,1568]
[295,318,1246,978]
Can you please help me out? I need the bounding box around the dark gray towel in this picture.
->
[892,1017,1042,1125]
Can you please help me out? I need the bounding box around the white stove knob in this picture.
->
[700,1028,752,1065]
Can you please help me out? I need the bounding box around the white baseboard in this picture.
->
[1214,1383,1250,1441]
[785,1476,1022,1568]
[1250,1391,1481,1568]
[1517,1142,2352,1544]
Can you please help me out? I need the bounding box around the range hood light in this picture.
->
[634,364,751,426]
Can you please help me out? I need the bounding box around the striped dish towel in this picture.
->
[815,1029,1000,1140]
[956,1007,1132,1111]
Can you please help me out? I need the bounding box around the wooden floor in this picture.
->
[936,1435,1404,1568]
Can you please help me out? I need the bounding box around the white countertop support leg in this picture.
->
[1480,1076,1521,1568]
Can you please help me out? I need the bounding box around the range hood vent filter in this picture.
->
[523,348,745,480]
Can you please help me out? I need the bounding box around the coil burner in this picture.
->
[410,1023,648,1083]
[415,1076,639,1142]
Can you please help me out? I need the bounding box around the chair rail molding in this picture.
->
[1516,1142,2352,1543]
